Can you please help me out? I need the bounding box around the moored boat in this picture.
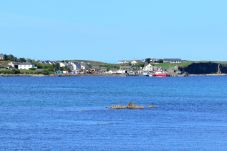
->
[150,71,170,77]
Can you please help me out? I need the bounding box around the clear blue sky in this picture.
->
[0,0,226,62]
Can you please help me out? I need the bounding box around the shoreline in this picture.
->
[0,73,227,77]
[188,73,227,76]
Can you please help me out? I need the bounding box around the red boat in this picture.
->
[150,72,170,77]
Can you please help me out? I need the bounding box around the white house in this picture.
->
[0,54,4,60]
[8,62,35,70]
[63,70,69,74]
[116,70,126,74]
[68,62,81,71]
[143,64,160,72]
[105,70,114,74]
[80,62,87,70]
[59,62,66,68]
[18,63,34,70]
[131,60,138,65]
[143,64,155,71]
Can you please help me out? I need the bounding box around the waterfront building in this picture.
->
[143,64,158,72]
[0,54,4,60]
[8,62,36,70]
[68,62,81,71]
[116,70,127,74]
[80,62,87,70]
[59,62,66,67]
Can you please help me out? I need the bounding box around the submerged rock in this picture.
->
[148,105,157,108]
[110,102,144,109]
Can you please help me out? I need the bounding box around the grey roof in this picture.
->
[72,62,81,69]
[163,58,182,61]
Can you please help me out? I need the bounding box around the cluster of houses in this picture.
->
[4,60,91,74]
[3,60,180,76]
[109,58,183,76]
[117,60,144,65]
[37,60,170,75]
[56,61,88,74]
[105,64,179,76]
[0,53,183,75]
[118,58,182,64]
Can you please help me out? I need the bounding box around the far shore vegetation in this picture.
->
[0,53,227,76]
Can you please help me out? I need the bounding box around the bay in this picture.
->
[0,76,227,151]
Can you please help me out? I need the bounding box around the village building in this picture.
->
[40,60,56,65]
[68,62,81,71]
[118,60,143,65]
[62,70,69,74]
[0,54,4,60]
[143,58,159,63]
[150,58,159,63]
[105,70,114,74]
[143,64,159,72]
[130,60,143,65]
[80,62,88,70]
[59,62,66,68]
[163,58,182,64]
[8,62,36,70]
[116,70,127,74]
[118,60,130,64]
[130,60,138,65]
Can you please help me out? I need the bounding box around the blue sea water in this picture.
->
[0,76,227,151]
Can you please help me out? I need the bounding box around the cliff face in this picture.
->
[221,64,227,73]
[181,62,227,74]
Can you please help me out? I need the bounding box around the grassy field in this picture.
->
[150,61,193,69]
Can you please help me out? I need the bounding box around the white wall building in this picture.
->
[131,60,138,65]
[143,64,161,72]
[0,54,4,60]
[9,62,35,70]
[143,64,155,71]
[69,62,81,71]
[116,70,126,74]
[18,63,34,70]
[80,62,87,70]
[59,62,66,68]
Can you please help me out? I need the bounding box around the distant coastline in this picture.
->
[1,53,227,77]
[1,73,227,77]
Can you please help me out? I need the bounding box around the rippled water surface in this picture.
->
[0,76,227,151]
